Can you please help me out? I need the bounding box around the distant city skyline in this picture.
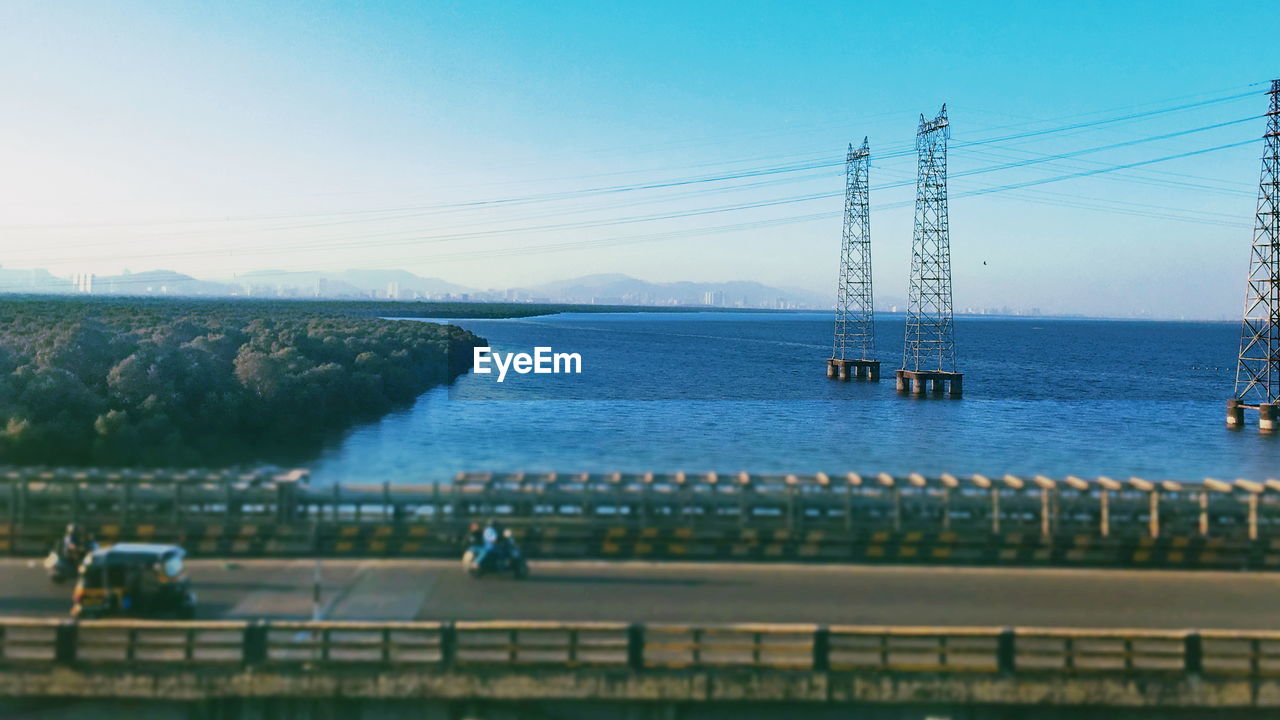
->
[0,2,1277,319]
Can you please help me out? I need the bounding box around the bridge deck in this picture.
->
[3,559,1276,628]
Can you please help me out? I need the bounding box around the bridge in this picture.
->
[2,466,1279,717]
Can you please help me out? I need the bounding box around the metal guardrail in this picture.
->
[3,619,1280,678]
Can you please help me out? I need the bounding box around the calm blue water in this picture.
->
[307,312,1280,485]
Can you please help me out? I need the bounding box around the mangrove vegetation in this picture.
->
[0,296,483,466]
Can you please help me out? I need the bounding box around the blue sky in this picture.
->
[0,1,1277,317]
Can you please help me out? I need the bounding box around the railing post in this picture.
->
[941,487,950,531]
[54,620,78,666]
[996,628,1016,674]
[122,483,132,527]
[242,620,268,666]
[812,626,830,672]
[1199,491,1209,537]
[1184,632,1203,675]
[1100,490,1110,538]
[1149,491,1160,539]
[627,623,646,671]
[892,487,901,533]
[440,622,457,669]
[991,488,1001,534]
[172,482,182,525]
[17,480,27,525]
[275,479,297,524]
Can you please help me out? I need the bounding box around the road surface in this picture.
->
[3,559,1276,628]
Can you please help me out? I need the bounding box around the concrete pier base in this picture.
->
[1224,399,1279,433]
[1227,399,1244,429]
[895,370,963,399]
[1262,403,1277,433]
[826,358,881,382]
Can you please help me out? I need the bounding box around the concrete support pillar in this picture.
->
[1226,398,1244,428]
[911,377,927,397]
[949,375,963,398]
[837,363,850,381]
[895,370,907,392]
[1260,403,1277,433]
[826,360,837,379]
[930,378,945,395]
[869,364,881,382]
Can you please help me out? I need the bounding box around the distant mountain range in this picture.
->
[519,273,828,308]
[0,265,829,308]
[0,266,68,293]
[97,270,240,296]
[234,269,471,297]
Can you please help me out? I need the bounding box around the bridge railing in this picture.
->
[7,468,1280,569]
[6,467,1280,543]
[5,618,1280,678]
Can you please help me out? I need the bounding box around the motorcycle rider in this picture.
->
[499,528,518,558]
[478,520,500,569]
[47,523,94,581]
[59,523,92,565]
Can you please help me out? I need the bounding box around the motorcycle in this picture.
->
[463,542,530,579]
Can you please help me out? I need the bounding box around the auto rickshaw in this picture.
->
[71,543,196,619]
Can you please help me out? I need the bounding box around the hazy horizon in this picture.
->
[1,1,1277,320]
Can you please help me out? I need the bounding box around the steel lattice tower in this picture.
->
[896,105,962,398]
[826,139,880,382]
[1228,80,1280,431]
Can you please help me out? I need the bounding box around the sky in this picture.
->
[0,0,1277,318]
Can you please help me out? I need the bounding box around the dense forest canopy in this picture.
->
[0,297,484,467]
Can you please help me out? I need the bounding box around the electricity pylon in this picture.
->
[897,105,962,398]
[827,138,880,382]
[1228,79,1280,431]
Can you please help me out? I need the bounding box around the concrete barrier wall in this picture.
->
[0,619,1278,709]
